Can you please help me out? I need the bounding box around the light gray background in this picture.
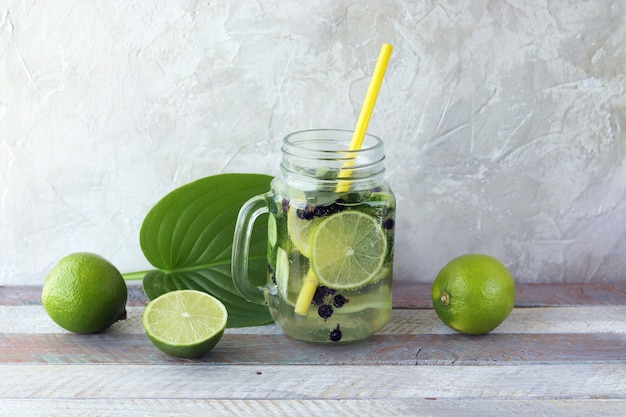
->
[1,1,624,284]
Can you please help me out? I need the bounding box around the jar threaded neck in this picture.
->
[280,129,386,191]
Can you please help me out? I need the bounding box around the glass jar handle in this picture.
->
[231,192,271,305]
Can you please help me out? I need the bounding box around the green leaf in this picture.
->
[140,173,274,328]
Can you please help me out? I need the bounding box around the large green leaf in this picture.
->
[140,173,273,328]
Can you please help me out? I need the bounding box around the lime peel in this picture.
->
[42,252,128,334]
[431,254,515,335]
[142,289,228,358]
[310,211,387,290]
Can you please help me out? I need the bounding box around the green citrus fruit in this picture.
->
[431,254,515,335]
[42,252,127,334]
[142,290,228,358]
[310,210,387,290]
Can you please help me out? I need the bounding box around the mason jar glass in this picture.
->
[232,129,395,343]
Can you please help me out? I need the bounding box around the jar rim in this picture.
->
[279,129,386,191]
[282,129,383,154]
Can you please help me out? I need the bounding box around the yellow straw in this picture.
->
[294,267,319,316]
[349,43,393,150]
[336,43,393,192]
[294,43,393,316]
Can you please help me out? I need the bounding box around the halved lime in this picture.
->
[310,211,387,290]
[287,206,323,258]
[142,290,228,358]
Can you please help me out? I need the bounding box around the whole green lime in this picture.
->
[431,254,515,335]
[42,252,127,333]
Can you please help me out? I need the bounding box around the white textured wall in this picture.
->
[1,1,624,285]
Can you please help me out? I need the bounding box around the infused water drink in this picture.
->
[232,129,395,343]
[266,184,395,342]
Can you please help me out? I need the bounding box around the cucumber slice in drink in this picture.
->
[275,247,308,306]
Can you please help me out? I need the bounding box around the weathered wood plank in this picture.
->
[392,281,626,308]
[2,305,625,336]
[1,398,625,417]
[2,282,624,414]
[1,331,623,365]
[1,364,624,400]
[0,283,148,307]
[414,333,626,365]
[3,282,626,308]
[384,305,626,335]
[0,304,288,336]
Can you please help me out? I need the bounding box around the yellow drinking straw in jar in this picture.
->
[294,43,393,315]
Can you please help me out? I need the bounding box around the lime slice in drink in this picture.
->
[142,290,228,358]
[310,211,387,290]
[287,206,323,258]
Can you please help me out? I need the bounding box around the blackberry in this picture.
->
[312,286,337,306]
[333,294,348,308]
[383,218,395,230]
[281,198,290,214]
[312,288,326,306]
[296,205,315,220]
[313,202,343,217]
[318,286,336,297]
[329,325,342,342]
[317,304,333,321]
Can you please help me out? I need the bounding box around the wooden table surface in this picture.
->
[1,282,625,416]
